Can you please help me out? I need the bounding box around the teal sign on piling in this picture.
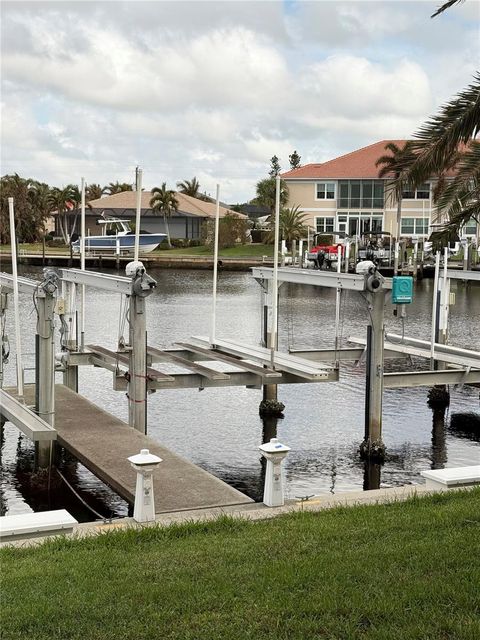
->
[392,276,414,304]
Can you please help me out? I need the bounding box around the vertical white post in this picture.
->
[334,245,342,364]
[8,198,23,397]
[441,246,449,343]
[80,177,86,351]
[134,168,143,262]
[271,176,281,368]
[299,240,303,268]
[210,184,220,345]
[430,251,440,367]
[345,240,350,273]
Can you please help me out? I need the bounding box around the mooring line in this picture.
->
[55,467,111,522]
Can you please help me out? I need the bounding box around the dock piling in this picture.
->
[360,286,386,461]
[35,271,58,467]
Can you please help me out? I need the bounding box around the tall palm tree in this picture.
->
[393,73,480,241]
[252,178,289,214]
[376,142,415,273]
[86,183,105,201]
[149,183,178,247]
[28,181,52,232]
[48,185,76,243]
[106,181,133,195]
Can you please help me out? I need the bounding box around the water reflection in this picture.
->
[431,407,448,469]
[363,460,382,491]
[0,266,479,519]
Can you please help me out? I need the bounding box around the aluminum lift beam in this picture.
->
[188,336,334,380]
[0,272,41,294]
[113,370,332,391]
[0,389,57,442]
[251,266,392,291]
[349,336,480,369]
[289,347,408,362]
[385,334,480,362]
[57,268,132,295]
[447,269,480,282]
[86,345,175,382]
[147,346,231,380]
[384,369,480,388]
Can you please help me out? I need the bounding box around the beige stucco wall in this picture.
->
[285,180,337,211]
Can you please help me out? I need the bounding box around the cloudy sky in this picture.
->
[1,0,479,202]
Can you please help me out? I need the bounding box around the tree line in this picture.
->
[0,176,214,245]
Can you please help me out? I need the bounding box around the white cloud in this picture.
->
[301,55,432,119]
[1,1,478,201]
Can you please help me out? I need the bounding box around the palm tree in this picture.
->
[86,183,105,201]
[265,205,308,249]
[149,183,178,247]
[376,142,415,273]
[279,205,308,249]
[252,178,289,214]
[434,140,480,233]
[28,181,52,234]
[48,185,76,243]
[176,177,201,198]
[1,174,44,243]
[393,73,480,241]
[106,181,133,195]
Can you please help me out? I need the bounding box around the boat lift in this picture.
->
[0,263,337,462]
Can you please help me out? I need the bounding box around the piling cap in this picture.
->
[128,449,162,466]
[258,437,291,454]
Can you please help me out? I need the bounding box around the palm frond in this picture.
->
[435,141,480,211]
[431,0,465,18]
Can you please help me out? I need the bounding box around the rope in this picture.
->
[55,467,111,522]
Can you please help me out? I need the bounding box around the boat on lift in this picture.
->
[71,215,166,254]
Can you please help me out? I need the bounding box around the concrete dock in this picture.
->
[19,384,253,513]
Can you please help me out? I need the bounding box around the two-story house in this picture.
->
[281,140,478,242]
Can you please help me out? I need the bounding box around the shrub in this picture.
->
[203,213,250,249]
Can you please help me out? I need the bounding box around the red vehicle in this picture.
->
[307,232,346,269]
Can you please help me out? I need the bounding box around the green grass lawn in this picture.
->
[1,489,479,640]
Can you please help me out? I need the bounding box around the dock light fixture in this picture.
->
[127,449,162,522]
[258,437,291,507]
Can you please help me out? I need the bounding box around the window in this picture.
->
[316,217,334,233]
[401,218,415,234]
[402,183,430,199]
[464,220,477,235]
[316,182,335,199]
[416,183,430,199]
[401,218,429,235]
[415,218,429,235]
[337,180,384,209]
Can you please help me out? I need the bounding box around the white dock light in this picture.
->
[258,438,290,507]
[127,449,162,522]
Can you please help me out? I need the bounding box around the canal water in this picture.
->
[1,265,479,520]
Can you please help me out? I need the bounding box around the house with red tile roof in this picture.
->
[281,140,478,241]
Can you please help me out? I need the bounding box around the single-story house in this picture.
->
[56,191,246,240]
